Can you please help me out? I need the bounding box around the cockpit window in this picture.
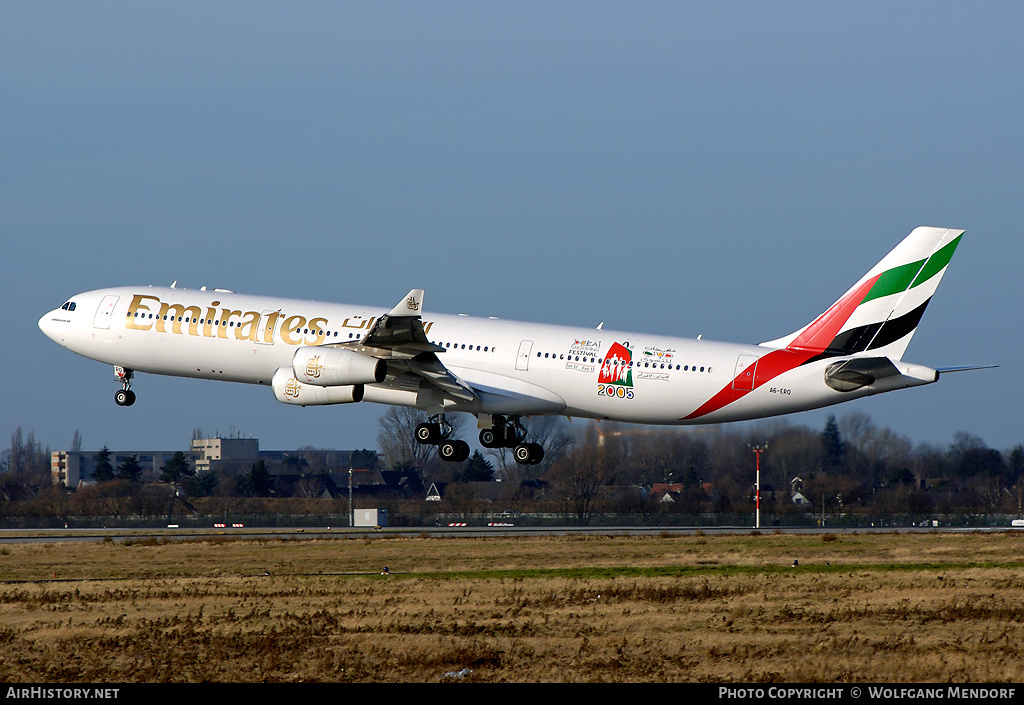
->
[60,301,77,312]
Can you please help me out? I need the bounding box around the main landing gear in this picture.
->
[415,414,544,465]
[113,366,136,407]
[479,415,544,465]
[415,416,471,463]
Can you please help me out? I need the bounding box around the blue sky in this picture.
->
[3,2,1020,455]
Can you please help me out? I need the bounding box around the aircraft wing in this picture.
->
[331,289,478,403]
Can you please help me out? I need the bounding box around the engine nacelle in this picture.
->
[272,367,364,406]
[291,346,386,387]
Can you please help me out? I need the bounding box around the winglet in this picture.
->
[389,289,424,317]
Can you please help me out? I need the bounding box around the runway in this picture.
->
[1,523,1017,544]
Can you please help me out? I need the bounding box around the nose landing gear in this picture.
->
[113,366,136,406]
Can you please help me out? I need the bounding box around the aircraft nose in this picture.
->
[38,310,64,344]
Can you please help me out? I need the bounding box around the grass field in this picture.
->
[1,530,1023,682]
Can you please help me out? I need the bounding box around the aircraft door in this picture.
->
[516,340,533,371]
[733,354,758,391]
[255,311,277,344]
[93,295,119,329]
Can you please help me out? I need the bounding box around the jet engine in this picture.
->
[291,346,386,387]
[272,367,363,406]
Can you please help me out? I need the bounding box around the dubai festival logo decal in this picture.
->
[598,341,634,400]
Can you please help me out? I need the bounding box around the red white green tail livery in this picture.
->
[684,227,967,422]
[39,226,986,465]
[764,226,962,360]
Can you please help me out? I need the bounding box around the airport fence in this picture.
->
[1,511,1021,531]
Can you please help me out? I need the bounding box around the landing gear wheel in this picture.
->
[113,366,135,407]
[527,442,543,464]
[481,416,527,448]
[479,428,499,448]
[416,422,441,445]
[114,389,136,407]
[439,439,470,462]
[513,442,543,465]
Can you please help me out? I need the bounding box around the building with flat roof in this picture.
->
[52,437,379,491]
[190,437,260,474]
[51,449,186,487]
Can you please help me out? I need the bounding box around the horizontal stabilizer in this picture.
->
[935,364,999,374]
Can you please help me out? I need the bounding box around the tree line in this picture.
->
[376,407,1024,523]
[3,409,1024,525]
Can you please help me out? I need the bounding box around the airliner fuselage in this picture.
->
[38,227,969,464]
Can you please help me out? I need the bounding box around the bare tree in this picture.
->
[546,428,620,525]
[6,427,50,495]
[295,475,325,499]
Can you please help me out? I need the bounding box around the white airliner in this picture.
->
[39,226,981,465]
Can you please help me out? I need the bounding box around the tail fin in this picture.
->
[761,226,964,361]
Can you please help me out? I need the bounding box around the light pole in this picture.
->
[751,445,767,529]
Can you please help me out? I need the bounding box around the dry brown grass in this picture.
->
[1,531,1023,682]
